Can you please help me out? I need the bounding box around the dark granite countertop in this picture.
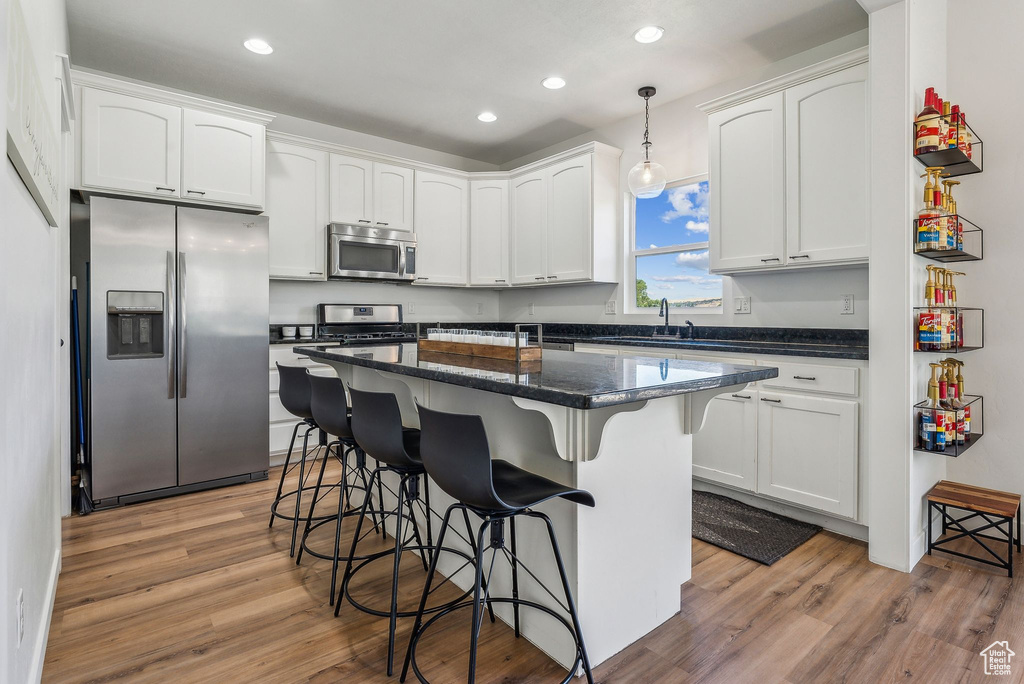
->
[295,343,777,410]
[543,335,867,360]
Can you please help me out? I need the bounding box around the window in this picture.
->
[629,175,722,312]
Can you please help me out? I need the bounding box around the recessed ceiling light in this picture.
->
[477,112,497,123]
[243,38,273,55]
[542,76,566,90]
[633,26,664,44]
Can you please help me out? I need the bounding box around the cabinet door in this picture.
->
[547,155,593,283]
[80,88,181,198]
[785,64,869,264]
[374,162,414,232]
[756,392,857,518]
[181,108,265,207]
[708,92,785,272]
[413,171,469,285]
[265,140,328,280]
[693,391,758,491]
[329,153,374,225]
[510,171,548,284]
[469,179,510,286]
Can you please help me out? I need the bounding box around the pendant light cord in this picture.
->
[643,94,651,160]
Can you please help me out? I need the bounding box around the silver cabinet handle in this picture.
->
[534,276,546,280]
[156,186,176,192]
[376,222,389,226]
[309,271,323,275]
[760,257,781,263]
[791,255,811,260]
[495,279,506,283]
[167,251,176,399]
[358,219,371,223]
[179,252,188,399]
[547,275,558,279]
[761,397,781,403]
[793,375,816,381]
[417,276,429,280]
[186,189,206,196]
[731,394,751,399]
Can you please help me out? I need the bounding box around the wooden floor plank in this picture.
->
[44,463,1024,683]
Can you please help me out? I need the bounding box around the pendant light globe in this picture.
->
[629,86,667,198]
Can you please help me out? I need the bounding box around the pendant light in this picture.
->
[628,86,668,199]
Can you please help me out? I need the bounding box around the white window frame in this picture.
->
[625,172,722,315]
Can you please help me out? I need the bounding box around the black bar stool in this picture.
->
[295,374,386,605]
[268,363,334,557]
[338,387,486,677]
[401,405,595,684]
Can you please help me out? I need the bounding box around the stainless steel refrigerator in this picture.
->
[73,196,269,506]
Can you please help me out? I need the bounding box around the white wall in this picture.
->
[1,0,70,681]
[498,31,870,329]
[945,0,1023,506]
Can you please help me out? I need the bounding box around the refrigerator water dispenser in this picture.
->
[106,290,164,359]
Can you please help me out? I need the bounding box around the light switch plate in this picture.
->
[605,300,616,315]
[476,302,483,315]
[841,294,854,315]
[734,296,751,314]
[407,302,416,315]
[528,303,535,316]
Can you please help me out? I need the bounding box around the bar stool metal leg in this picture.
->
[289,427,315,557]
[269,421,302,529]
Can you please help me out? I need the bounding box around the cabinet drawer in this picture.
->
[760,362,858,396]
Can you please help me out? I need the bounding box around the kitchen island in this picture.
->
[296,343,778,671]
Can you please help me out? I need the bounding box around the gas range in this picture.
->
[315,303,415,345]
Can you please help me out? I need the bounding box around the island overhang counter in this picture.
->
[296,343,778,672]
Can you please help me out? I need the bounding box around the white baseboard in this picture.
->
[693,479,869,542]
[28,546,61,683]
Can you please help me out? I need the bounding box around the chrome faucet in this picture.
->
[658,298,671,336]
[685,320,695,339]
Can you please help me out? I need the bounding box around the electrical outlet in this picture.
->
[605,300,616,315]
[841,294,854,315]
[734,296,751,314]
[16,589,24,648]
[476,302,483,315]
[528,303,535,316]
[407,302,416,315]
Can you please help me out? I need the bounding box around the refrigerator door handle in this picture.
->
[167,251,176,399]
[179,251,188,398]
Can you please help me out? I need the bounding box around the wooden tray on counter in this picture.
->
[417,350,541,375]
[417,339,542,361]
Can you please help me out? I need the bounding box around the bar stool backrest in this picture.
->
[309,374,353,440]
[417,405,508,512]
[349,387,419,468]
[277,363,314,420]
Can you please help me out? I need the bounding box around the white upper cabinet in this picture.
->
[328,153,374,225]
[80,88,182,198]
[508,144,619,286]
[701,51,869,274]
[414,171,469,285]
[374,162,415,232]
[785,63,869,264]
[74,73,272,210]
[469,179,509,286]
[181,108,265,208]
[708,92,786,272]
[510,171,548,284]
[328,154,413,231]
[265,138,328,280]
[546,155,593,283]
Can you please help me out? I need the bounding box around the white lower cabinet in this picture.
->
[693,391,758,492]
[269,347,336,456]
[755,392,858,518]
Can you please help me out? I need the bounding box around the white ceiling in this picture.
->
[67,0,866,165]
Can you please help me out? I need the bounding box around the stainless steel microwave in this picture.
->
[327,223,416,282]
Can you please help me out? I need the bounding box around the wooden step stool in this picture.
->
[927,480,1021,577]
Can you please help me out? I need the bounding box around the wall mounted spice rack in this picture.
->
[913,115,983,176]
[913,394,984,457]
[913,214,983,262]
[913,306,984,353]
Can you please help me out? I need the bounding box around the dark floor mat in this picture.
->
[693,490,821,565]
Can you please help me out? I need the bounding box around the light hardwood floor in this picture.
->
[44,460,1023,683]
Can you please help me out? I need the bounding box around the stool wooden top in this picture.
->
[927,480,1021,518]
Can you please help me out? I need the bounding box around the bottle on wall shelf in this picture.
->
[919,362,948,452]
[942,359,967,446]
[944,178,963,250]
[948,104,961,149]
[946,270,965,348]
[937,97,949,151]
[918,265,941,352]
[915,167,944,252]
[915,87,941,154]
[953,359,972,441]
